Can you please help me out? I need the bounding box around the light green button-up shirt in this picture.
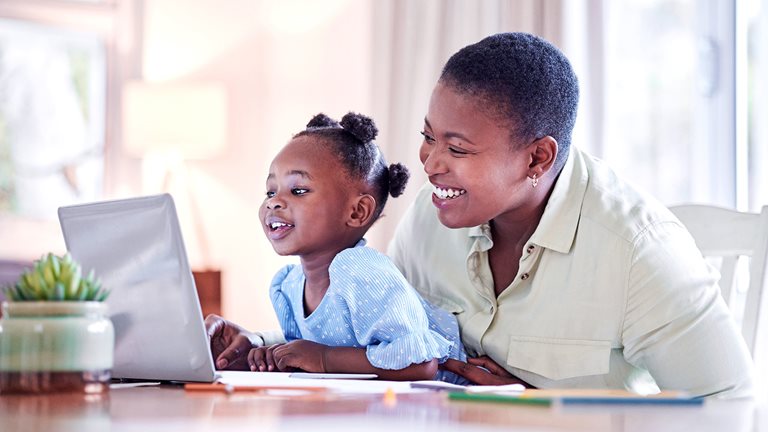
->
[388,146,753,398]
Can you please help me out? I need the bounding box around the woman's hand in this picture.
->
[205,314,260,370]
[440,356,535,387]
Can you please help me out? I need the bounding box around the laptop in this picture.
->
[58,193,218,383]
[58,194,378,385]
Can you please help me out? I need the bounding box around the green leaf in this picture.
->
[6,252,106,302]
[50,254,61,278]
[53,282,65,300]
[96,289,110,302]
[76,280,88,300]
[2,285,15,301]
[12,283,28,301]
[69,266,82,299]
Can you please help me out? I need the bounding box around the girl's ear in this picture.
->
[347,194,376,228]
[527,136,558,178]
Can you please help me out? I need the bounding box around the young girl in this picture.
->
[249,112,466,382]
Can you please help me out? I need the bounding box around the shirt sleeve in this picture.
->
[250,330,287,346]
[386,197,415,278]
[332,248,453,370]
[269,265,302,342]
[622,220,754,398]
[386,183,433,297]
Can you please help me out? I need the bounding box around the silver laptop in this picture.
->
[58,194,217,382]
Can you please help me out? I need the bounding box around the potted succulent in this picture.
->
[0,253,114,394]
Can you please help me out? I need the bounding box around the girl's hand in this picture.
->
[440,356,535,387]
[271,340,329,372]
[248,344,282,372]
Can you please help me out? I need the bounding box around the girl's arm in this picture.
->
[250,339,438,381]
[324,345,438,381]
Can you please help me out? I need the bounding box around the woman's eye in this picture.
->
[449,146,468,155]
[291,188,309,195]
[265,191,275,198]
[419,131,436,143]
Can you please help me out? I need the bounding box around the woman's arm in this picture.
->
[439,357,534,387]
[622,222,754,398]
[250,339,438,381]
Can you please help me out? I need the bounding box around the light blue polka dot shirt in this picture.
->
[269,240,467,383]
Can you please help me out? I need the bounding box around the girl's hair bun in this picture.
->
[387,163,410,198]
[340,112,378,143]
[307,113,339,128]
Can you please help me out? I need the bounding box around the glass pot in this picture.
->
[0,301,114,394]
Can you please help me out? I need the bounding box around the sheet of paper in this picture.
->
[465,383,525,394]
[110,381,162,389]
[216,371,419,394]
[290,372,378,380]
[410,380,467,391]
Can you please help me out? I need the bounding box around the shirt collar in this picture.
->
[466,147,589,255]
[468,224,493,252]
[529,146,588,254]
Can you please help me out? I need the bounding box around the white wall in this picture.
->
[136,0,373,331]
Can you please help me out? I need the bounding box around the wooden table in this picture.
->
[0,384,765,432]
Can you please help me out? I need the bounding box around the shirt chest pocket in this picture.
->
[506,336,611,381]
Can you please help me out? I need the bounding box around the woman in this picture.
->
[208,32,753,398]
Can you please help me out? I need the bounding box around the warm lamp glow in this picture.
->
[121,81,228,269]
[122,82,227,159]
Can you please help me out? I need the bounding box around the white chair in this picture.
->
[670,204,768,392]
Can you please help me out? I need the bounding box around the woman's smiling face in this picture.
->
[259,135,357,258]
[419,82,533,229]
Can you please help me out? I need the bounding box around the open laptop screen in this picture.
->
[58,194,217,382]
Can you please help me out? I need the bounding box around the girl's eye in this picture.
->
[265,191,275,198]
[292,188,309,195]
[419,131,436,143]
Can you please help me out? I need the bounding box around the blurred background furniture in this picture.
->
[0,260,32,312]
[192,269,221,317]
[0,259,220,318]
[670,204,768,393]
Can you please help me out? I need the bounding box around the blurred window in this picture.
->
[0,19,106,219]
[602,0,766,211]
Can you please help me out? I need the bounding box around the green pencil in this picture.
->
[447,391,552,406]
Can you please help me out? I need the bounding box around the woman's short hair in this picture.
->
[440,32,579,171]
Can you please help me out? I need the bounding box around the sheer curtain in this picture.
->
[368,0,566,249]
[567,0,766,211]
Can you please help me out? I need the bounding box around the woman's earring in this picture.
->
[530,174,539,188]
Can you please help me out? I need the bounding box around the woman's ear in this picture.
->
[527,136,558,178]
[347,194,376,228]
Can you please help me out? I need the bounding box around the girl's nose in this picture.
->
[266,196,284,210]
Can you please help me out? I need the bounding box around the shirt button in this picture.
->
[526,245,535,253]
[521,273,530,280]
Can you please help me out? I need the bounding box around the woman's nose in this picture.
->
[420,142,446,176]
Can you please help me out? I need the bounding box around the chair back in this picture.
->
[670,204,768,391]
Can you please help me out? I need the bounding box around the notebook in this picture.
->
[58,193,219,382]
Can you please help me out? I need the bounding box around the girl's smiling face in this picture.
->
[419,82,535,229]
[259,136,360,259]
